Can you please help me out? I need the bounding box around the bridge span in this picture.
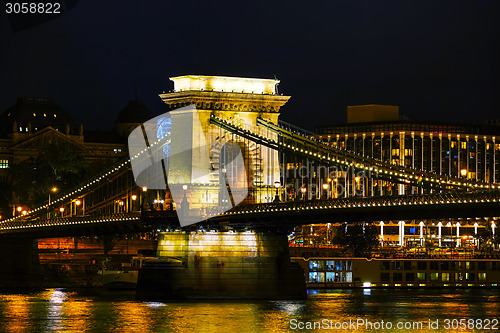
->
[1,192,499,238]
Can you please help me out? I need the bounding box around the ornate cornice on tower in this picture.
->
[159,75,290,114]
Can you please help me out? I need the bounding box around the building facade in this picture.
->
[0,97,153,218]
[289,105,500,248]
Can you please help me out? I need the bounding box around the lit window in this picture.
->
[478,273,487,282]
[0,160,9,168]
[113,148,122,153]
[461,142,467,149]
[465,273,475,281]
[309,272,325,283]
[442,273,449,282]
[309,260,325,271]
[417,273,426,281]
[430,273,439,281]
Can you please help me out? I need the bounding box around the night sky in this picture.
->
[1,1,499,131]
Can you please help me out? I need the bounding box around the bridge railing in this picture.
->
[256,116,500,191]
[217,191,500,216]
[0,212,142,233]
[1,130,174,225]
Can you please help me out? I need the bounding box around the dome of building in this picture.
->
[0,98,76,134]
[115,100,153,125]
[115,100,153,137]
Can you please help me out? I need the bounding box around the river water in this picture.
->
[0,288,497,332]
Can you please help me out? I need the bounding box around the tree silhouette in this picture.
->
[332,222,379,257]
[10,145,88,207]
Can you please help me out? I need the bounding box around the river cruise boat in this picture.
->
[292,257,500,288]
[98,256,154,289]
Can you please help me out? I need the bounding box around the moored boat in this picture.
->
[293,257,500,288]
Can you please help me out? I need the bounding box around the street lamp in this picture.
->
[71,199,82,217]
[49,187,57,204]
[182,185,188,202]
[322,183,328,199]
[273,181,280,203]
[47,187,58,218]
[460,169,467,177]
[300,186,307,200]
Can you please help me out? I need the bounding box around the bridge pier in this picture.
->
[0,238,42,289]
[137,230,306,300]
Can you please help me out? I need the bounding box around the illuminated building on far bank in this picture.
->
[316,105,500,185]
[293,105,500,248]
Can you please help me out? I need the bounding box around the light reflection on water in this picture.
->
[0,288,497,332]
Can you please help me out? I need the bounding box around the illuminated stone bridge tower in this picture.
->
[135,76,305,300]
[159,75,290,208]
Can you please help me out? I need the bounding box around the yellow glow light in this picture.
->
[170,75,279,95]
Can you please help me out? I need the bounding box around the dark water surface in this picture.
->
[0,288,498,332]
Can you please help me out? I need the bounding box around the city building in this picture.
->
[0,97,153,217]
[316,104,500,183]
[293,105,500,248]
